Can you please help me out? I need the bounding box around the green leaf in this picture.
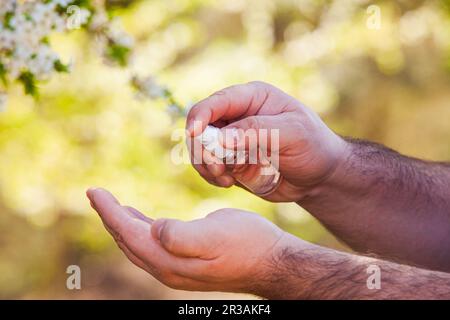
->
[18,72,38,97]
[106,44,131,67]
[41,37,51,45]
[0,62,8,86]
[54,59,70,73]
[3,12,15,30]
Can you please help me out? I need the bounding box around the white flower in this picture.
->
[110,29,134,48]
[107,19,134,48]
[0,27,14,51]
[0,0,85,87]
[132,75,166,99]
[89,9,109,31]
[54,0,75,7]
[0,1,135,101]
[166,104,182,116]
[77,8,91,27]
[0,0,16,18]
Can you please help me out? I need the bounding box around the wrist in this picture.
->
[320,136,353,189]
[255,233,370,300]
[251,232,316,299]
[297,135,353,203]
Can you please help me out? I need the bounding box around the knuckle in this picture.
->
[209,88,231,103]
[248,80,267,87]
[287,111,308,133]
[186,103,200,119]
[211,89,228,97]
[216,84,246,98]
[247,80,271,91]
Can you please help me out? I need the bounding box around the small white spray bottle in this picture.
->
[195,125,281,196]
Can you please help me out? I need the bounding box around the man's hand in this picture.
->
[86,187,291,294]
[186,81,348,202]
[86,187,450,299]
[187,81,450,272]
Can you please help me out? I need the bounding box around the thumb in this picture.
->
[151,218,219,259]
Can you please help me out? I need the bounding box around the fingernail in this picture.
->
[86,187,98,203]
[154,219,166,241]
[86,187,98,195]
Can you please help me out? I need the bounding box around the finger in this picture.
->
[186,132,204,165]
[98,204,153,240]
[188,131,225,168]
[202,148,222,165]
[151,218,221,259]
[203,149,226,177]
[216,174,235,188]
[193,164,233,188]
[211,119,229,128]
[102,213,210,281]
[186,82,272,137]
[87,188,217,281]
[192,164,221,186]
[98,216,157,276]
[98,215,154,271]
[188,136,224,186]
[86,188,152,257]
[116,241,154,274]
[113,227,201,282]
[219,114,288,151]
[87,188,125,230]
[117,238,222,290]
[206,163,225,178]
[123,206,154,224]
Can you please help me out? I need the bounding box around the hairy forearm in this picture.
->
[258,235,450,300]
[298,138,450,271]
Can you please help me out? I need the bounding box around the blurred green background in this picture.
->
[1,0,450,299]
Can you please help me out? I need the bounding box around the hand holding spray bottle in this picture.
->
[132,78,281,196]
[194,125,281,196]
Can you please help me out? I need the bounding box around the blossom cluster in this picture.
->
[0,0,136,111]
[87,6,134,67]
[0,0,181,119]
[0,0,88,108]
[131,75,186,120]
